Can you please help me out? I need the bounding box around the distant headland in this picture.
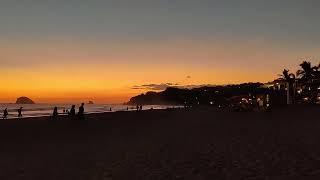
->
[127,83,268,106]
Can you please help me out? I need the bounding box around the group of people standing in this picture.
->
[2,107,23,119]
[52,103,85,120]
[2,104,85,120]
[2,103,145,120]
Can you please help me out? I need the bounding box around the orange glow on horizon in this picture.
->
[0,65,276,103]
[1,38,314,103]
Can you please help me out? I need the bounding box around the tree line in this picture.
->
[279,61,320,104]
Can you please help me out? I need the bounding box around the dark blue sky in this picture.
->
[1,0,319,44]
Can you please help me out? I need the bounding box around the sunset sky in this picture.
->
[1,0,320,103]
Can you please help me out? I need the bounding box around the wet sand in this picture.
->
[1,106,320,179]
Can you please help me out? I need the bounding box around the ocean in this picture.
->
[0,104,180,119]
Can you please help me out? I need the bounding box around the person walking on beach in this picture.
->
[18,107,23,118]
[78,103,85,120]
[3,108,8,119]
[69,105,76,119]
[52,107,58,120]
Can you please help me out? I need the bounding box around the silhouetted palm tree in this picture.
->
[313,63,320,78]
[296,61,317,80]
[296,61,319,103]
[279,69,295,81]
[279,69,296,104]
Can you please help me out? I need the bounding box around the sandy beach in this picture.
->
[1,106,320,179]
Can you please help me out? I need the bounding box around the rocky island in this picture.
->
[16,97,35,104]
[88,101,94,104]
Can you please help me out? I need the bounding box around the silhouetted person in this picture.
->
[3,108,8,120]
[110,107,112,111]
[127,107,129,111]
[140,105,143,111]
[18,107,23,118]
[69,105,76,119]
[78,103,85,120]
[52,107,58,120]
[136,105,139,111]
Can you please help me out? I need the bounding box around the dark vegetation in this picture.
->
[128,83,268,106]
[278,61,320,104]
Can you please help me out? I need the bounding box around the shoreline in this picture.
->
[1,107,181,121]
[1,106,183,120]
[2,104,319,120]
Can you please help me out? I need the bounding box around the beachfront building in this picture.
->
[264,78,320,105]
[263,79,294,105]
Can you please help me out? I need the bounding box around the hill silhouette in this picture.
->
[128,83,268,105]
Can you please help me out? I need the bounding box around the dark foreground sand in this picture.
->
[1,106,320,180]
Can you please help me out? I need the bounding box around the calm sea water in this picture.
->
[0,104,180,119]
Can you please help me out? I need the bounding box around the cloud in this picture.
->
[132,83,179,91]
[132,83,215,91]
